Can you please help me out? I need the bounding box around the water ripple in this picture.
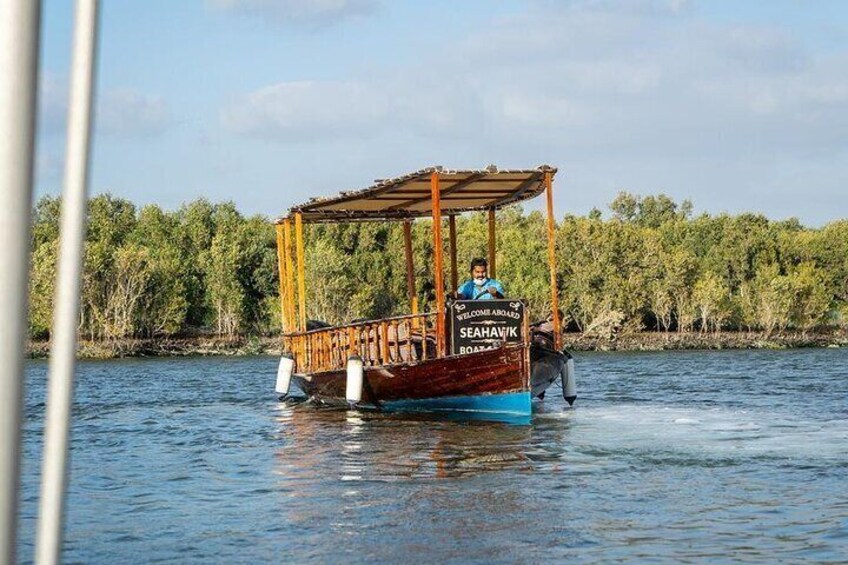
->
[16,348,848,563]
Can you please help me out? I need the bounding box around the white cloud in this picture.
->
[299,7,837,150]
[218,2,848,223]
[96,89,170,137]
[221,81,390,140]
[208,0,379,28]
[38,78,170,138]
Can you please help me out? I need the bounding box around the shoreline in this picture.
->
[26,329,847,360]
[562,329,847,352]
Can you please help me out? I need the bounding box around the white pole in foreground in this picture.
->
[0,1,42,564]
[36,1,100,563]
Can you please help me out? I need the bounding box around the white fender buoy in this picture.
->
[275,353,295,396]
[346,355,364,406]
[563,355,577,406]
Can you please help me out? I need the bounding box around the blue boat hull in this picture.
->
[380,391,531,416]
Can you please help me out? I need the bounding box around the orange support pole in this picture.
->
[544,171,562,350]
[380,321,390,365]
[283,219,296,334]
[392,320,401,361]
[274,223,289,333]
[488,208,496,280]
[403,220,418,315]
[295,212,307,332]
[421,319,428,361]
[448,215,458,293]
[431,171,446,356]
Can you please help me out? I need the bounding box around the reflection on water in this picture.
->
[275,406,537,481]
[17,348,848,563]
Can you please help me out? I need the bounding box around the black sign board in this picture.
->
[450,299,525,355]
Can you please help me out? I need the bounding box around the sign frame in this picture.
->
[449,299,526,355]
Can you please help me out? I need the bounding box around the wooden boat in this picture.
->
[273,165,576,418]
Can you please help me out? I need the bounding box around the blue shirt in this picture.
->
[457,278,505,300]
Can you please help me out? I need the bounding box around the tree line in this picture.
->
[28,193,847,341]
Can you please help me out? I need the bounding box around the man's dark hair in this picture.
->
[469,257,488,271]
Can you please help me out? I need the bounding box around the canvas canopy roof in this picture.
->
[283,165,556,223]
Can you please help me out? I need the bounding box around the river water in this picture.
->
[17,348,848,563]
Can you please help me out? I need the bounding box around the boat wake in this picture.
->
[535,404,848,462]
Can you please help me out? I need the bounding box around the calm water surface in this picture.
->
[18,349,848,563]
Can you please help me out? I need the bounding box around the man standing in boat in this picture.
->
[455,258,505,300]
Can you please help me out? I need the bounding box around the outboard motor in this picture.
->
[530,323,577,406]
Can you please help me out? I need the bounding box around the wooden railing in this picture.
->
[283,312,439,374]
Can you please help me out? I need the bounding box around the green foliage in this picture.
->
[26,192,846,340]
[692,271,731,333]
[609,191,693,228]
[787,262,831,332]
[131,205,188,336]
[29,241,57,339]
[29,195,276,340]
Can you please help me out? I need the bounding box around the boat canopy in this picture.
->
[283,165,557,223]
[274,163,563,351]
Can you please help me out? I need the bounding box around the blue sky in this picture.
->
[35,0,848,225]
